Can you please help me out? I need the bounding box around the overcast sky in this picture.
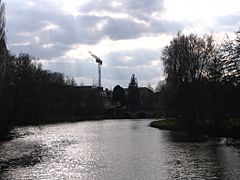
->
[5,0,240,89]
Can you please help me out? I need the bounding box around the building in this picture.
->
[101,88,113,109]
[138,87,154,110]
[71,86,113,110]
[124,87,154,110]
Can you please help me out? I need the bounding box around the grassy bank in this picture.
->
[150,118,240,139]
[150,119,185,131]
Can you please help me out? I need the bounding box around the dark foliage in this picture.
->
[0,2,103,139]
[0,52,104,139]
[155,31,240,136]
[127,74,140,110]
[112,85,127,108]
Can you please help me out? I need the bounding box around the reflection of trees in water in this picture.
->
[0,142,48,174]
[162,131,208,143]
[162,131,240,179]
[0,136,78,178]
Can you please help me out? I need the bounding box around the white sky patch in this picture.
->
[42,57,84,64]
[151,60,161,66]
[26,1,35,7]
[64,34,172,60]
[161,0,240,37]
[34,37,40,44]
[88,10,149,26]
[42,43,54,48]
[42,22,60,31]
[56,0,89,16]
[151,12,163,20]
[88,10,128,19]
[11,42,31,46]
[162,0,240,22]
[123,56,133,62]
[111,1,123,8]
[131,17,149,26]
[96,19,108,31]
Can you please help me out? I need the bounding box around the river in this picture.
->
[0,119,240,180]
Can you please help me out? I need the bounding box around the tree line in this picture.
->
[1,0,239,139]
[0,52,104,136]
[112,74,140,109]
[0,2,107,139]
[155,31,240,136]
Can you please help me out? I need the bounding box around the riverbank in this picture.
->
[2,119,240,179]
[0,111,155,142]
[150,119,240,139]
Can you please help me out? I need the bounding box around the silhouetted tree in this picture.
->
[159,33,222,131]
[0,0,8,138]
[147,83,154,92]
[156,30,240,136]
[0,1,107,139]
[0,0,6,93]
[0,0,6,99]
[112,85,126,107]
[127,74,140,110]
[218,31,240,118]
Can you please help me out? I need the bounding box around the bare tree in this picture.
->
[0,0,6,96]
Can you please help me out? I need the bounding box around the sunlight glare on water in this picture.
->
[0,119,240,180]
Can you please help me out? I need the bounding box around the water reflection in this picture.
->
[0,119,239,180]
[161,131,240,179]
[162,131,209,142]
[0,140,48,179]
[0,142,45,170]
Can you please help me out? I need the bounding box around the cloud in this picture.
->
[103,18,147,40]
[41,47,164,88]
[6,0,178,58]
[5,0,240,88]
[215,15,240,32]
[79,0,165,21]
[42,58,94,78]
[105,49,161,67]
[9,43,70,59]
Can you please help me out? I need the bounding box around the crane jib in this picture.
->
[88,51,103,87]
[96,59,102,65]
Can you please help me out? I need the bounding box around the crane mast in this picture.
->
[89,51,103,87]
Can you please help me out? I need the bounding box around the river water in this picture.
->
[0,119,240,180]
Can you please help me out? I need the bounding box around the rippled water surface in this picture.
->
[0,119,240,180]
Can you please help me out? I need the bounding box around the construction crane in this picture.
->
[89,51,103,87]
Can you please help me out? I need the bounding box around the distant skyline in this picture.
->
[5,0,240,89]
